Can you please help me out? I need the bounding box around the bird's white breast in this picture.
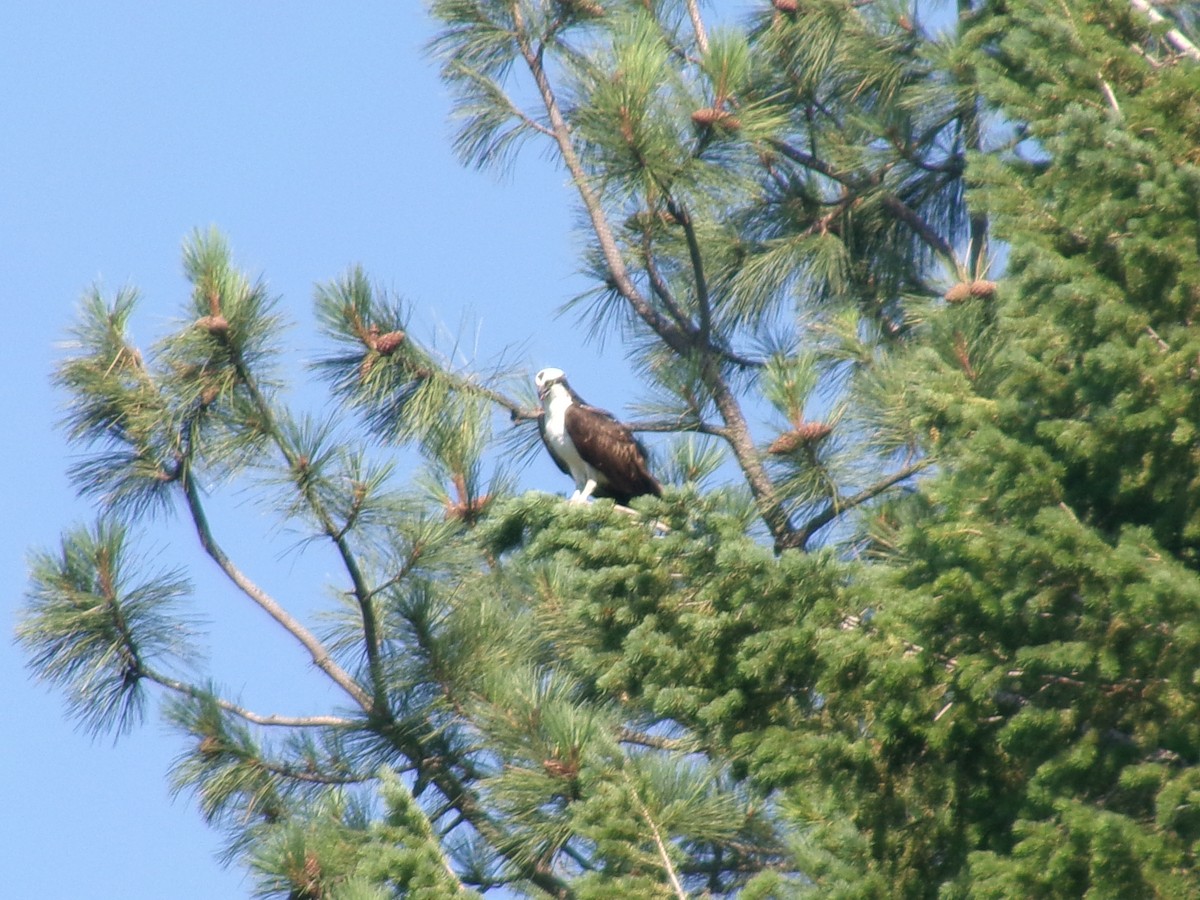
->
[543,387,590,484]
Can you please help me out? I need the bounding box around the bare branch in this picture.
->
[181,468,375,712]
[626,417,728,437]
[143,667,353,728]
[627,773,689,900]
[1098,75,1121,115]
[616,726,691,752]
[684,0,709,55]
[1128,0,1200,61]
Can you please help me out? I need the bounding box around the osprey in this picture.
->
[535,367,662,505]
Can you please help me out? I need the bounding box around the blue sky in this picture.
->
[0,3,674,896]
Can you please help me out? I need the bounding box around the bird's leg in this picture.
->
[569,479,598,504]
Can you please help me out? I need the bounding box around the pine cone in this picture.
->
[768,421,832,454]
[945,279,997,304]
[944,283,972,304]
[543,757,580,779]
[970,279,998,299]
[444,494,492,522]
[373,330,406,355]
[773,0,798,12]
[195,314,230,335]
[691,107,742,130]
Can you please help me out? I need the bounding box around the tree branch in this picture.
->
[627,773,689,900]
[616,726,691,752]
[644,238,698,334]
[684,0,709,55]
[626,417,728,438]
[251,753,370,787]
[643,246,764,371]
[180,468,375,712]
[769,138,967,281]
[1128,0,1200,61]
[225,341,390,711]
[513,7,693,357]
[144,666,354,728]
[444,368,531,422]
[879,195,966,281]
[790,459,931,550]
[663,197,714,343]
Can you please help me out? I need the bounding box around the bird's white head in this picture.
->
[535,367,567,400]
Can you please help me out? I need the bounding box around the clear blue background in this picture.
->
[0,3,698,895]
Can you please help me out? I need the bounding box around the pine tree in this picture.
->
[18,1,1200,898]
[917,2,1200,893]
[679,1,1200,895]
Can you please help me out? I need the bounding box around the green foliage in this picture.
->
[19,519,195,736]
[479,492,842,748]
[764,1,1200,895]
[248,772,476,899]
[965,0,1200,562]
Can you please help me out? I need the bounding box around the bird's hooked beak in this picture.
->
[535,368,565,401]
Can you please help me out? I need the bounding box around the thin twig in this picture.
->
[628,775,689,899]
[145,667,354,728]
[791,459,931,550]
